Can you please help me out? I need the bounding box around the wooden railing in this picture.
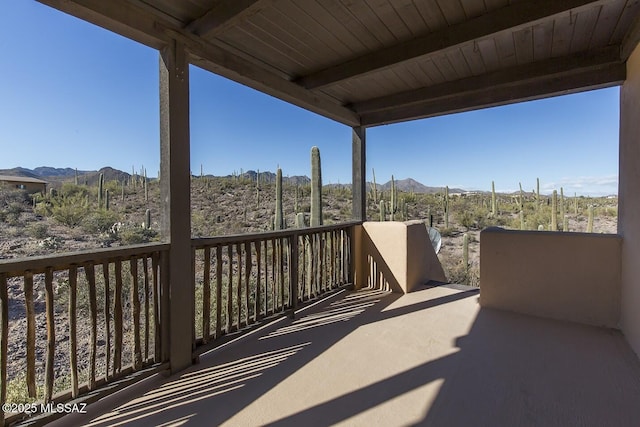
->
[0,221,359,424]
[0,243,170,424]
[192,222,358,347]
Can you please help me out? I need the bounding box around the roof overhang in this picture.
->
[36,0,640,127]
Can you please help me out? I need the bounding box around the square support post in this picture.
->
[160,39,194,373]
[352,126,367,289]
[352,126,366,221]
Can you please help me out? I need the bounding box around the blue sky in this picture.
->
[0,1,620,196]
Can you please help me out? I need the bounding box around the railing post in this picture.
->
[289,233,299,318]
[160,38,194,373]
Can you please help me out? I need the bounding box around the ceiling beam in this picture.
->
[297,0,609,90]
[186,0,268,37]
[37,0,360,126]
[154,24,360,126]
[360,61,624,126]
[37,0,168,49]
[353,47,622,114]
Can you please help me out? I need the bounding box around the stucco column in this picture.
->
[619,43,640,359]
[160,40,194,372]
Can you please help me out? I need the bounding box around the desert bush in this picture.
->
[119,226,158,245]
[59,182,90,199]
[50,194,89,227]
[82,210,122,234]
[27,222,49,239]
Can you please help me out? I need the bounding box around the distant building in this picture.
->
[0,175,47,193]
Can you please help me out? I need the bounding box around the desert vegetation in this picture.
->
[0,162,618,409]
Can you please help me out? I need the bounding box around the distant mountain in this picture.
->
[0,166,130,186]
[1,166,469,194]
[0,167,41,179]
[379,178,464,194]
[215,170,311,186]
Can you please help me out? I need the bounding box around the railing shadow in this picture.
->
[55,285,481,426]
[60,284,640,426]
[266,303,640,427]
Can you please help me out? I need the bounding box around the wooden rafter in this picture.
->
[186,0,268,37]
[296,0,610,90]
[36,0,360,126]
[353,47,622,114]
[361,61,625,126]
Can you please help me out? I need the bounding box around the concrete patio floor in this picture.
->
[50,284,640,426]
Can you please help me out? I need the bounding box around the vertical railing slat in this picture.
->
[227,245,233,333]
[279,238,285,311]
[24,271,36,397]
[114,259,123,375]
[142,256,150,360]
[84,263,98,390]
[236,243,242,329]
[69,265,79,398]
[263,240,269,316]
[0,273,8,423]
[254,240,262,322]
[130,258,142,370]
[202,247,211,344]
[102,261,112,378]
[151,253,160,363]
[215,246,222,338]
[44,268,55,402]
[289,235,299,316]
[271,239,276,314]
[332,231,337,287]
[244,242,251,326]
[160,250,171,363]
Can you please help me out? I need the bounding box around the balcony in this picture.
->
[50,284,640,426]
[2,223,639,426]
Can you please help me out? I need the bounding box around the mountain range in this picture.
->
[0,166,464,194]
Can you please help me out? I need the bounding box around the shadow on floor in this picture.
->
[53,284,640,427]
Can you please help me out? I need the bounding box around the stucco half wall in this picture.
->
[480,228,621,328]
[620,42,640,359]
[354,221,447,293]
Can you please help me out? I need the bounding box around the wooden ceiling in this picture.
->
[37,0,640,127]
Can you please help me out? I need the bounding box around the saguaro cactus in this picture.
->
[587,205,594,232]
[536,177,540,210]
[560,187,565,231]
[295,212,305,228]
[444,186,450,229]
[390,175,396,221]
[491,181,496,216]
[144,170,148,202]
[275,167,284,230]
[145,209,151,229]
[463,233,469,284]
[551,190,558,231]
[105,190,110,211]
[372,168,378,203]
[310,146,323,227]
[98,173,104,208]
[380,200,386,221]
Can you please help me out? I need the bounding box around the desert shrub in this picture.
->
[27,222,49,239]
[59,182,90,199]
[50,194,89,227]
[82,210,122,234]
[119,226,158,245]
